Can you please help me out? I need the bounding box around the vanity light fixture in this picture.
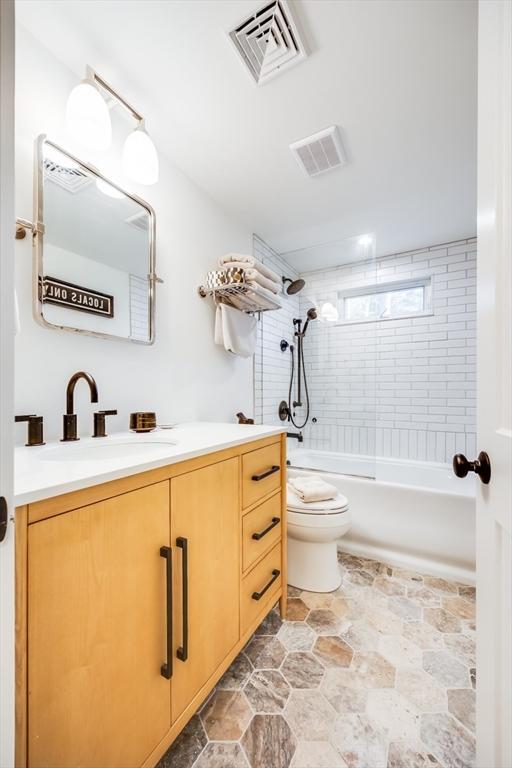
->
[66,73,112,151]
[66,67,159,185]
[358,234,373,247]
[122,122,159,186]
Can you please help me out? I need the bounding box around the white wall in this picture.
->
[14,25,253,443]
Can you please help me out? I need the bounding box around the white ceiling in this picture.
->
[16,0,478,266]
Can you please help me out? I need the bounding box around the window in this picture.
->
[338,277,432,324]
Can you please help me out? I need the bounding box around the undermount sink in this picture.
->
[40,439,178,463]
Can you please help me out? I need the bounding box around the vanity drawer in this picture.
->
[241,543,282,634]
[242,441,282,508]
[242,493,282,573]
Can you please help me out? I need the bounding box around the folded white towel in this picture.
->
[219,253,281,285]
[223,263,281,294]
[217,303,257,357]
[288,476,338,503]
[246,283,282,308]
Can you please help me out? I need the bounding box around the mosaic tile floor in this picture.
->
[157,552,476,768]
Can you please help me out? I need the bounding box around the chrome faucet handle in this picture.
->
[15,414,45,446]
[92,410,118,438]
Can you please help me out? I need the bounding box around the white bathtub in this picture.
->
[288,450,476,584]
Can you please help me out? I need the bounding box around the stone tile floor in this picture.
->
[157,552,476,768]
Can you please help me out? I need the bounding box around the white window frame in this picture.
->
[337,276,433,325]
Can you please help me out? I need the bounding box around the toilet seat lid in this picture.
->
[287,488,349,514]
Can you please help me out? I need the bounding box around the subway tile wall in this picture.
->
[253,235,301,429]
[254,235,477,464]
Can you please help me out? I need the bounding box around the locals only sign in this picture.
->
[41,276,114,318]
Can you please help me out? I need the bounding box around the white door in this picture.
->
[0,1,16,766]
[475,2,512,767]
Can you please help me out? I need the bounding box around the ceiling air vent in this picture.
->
[43,158,92,194]
[290,126,347,178]
[229,0,307,85]
[125,211,149,232]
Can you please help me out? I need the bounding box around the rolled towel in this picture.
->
[219,253,281,285]
[224,263,281,294]
[288,476,338,503]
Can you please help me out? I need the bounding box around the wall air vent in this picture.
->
[229,0,307,85]
[290,126,347,178]
[43,158,92,194]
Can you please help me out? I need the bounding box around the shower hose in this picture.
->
[288,342,311,430]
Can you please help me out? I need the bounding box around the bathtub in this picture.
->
[288,449,476,584]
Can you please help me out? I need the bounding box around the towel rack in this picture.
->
[198,269,282,313]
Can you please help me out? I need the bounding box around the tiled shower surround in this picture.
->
[157,553,476,768]
[254,236,476,464]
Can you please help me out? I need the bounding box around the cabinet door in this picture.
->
[171,457,240,720]
[28,482,171,768]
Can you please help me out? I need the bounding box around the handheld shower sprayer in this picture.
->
[302,307,318,335]
[284,307,317,430]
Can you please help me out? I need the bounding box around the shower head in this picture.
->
[303,307,317,335]
[282,276,305,295]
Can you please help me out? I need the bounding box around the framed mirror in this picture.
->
[33,135,158,344]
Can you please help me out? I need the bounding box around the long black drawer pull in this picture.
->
[176,537,189,662]
[252,569,281,601]
[251,465,280,482]
[252,517,281,541]
[160,546,173,679]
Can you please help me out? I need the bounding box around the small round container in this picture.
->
[129,412,157,433]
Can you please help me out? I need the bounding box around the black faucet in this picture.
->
[15,414,45,446]
[287,431,303,443]
[61,371,99,442]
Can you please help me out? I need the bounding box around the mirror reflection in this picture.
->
[37,138,154,343]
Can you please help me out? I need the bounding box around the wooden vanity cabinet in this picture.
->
[170,457,240,721]
[16,433,286,768]
[27,482,172,768]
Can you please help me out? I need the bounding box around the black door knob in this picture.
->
[453,451,491,485]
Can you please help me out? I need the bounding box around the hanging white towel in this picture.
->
[218,304,257,357]
[288,476,338,503]
[218,253,281,285]
[214,305,224,346]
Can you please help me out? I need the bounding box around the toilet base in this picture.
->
[287,538,342,592]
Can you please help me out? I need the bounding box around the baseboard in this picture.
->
[338,540,476,586]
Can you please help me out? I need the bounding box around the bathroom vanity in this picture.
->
[14,424,286,768]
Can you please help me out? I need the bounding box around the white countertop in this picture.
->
[14,422,285,506]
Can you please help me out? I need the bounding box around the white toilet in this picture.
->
[287,479,351,593]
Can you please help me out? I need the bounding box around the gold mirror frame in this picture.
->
[33,134,160,345]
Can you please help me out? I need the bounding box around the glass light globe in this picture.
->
[319,302,339,322]
[96,178,125,199]
[66,81,112,151]
[122,126,159,185]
